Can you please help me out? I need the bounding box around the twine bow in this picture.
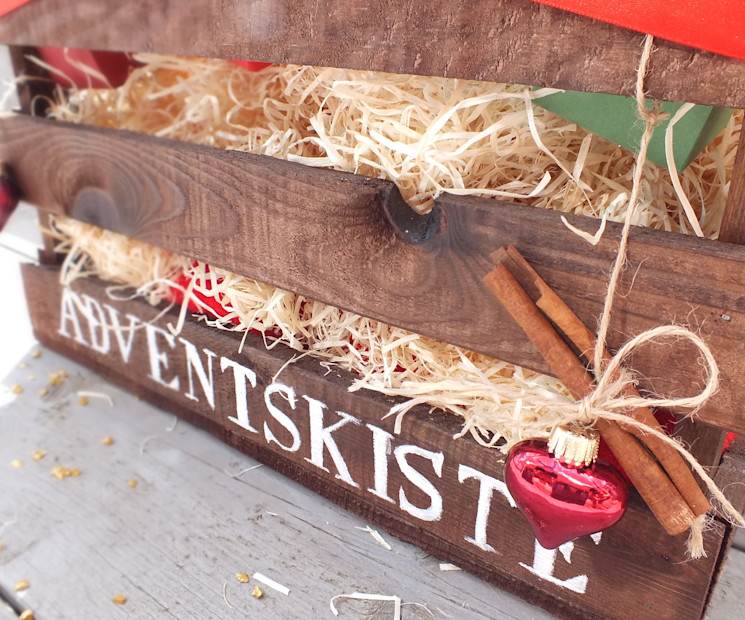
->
[578,325,719,423]
[563,35,745,554]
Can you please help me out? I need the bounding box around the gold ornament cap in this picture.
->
[547,426,599,468]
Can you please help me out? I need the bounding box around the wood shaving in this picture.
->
[47,55,741,449]
[77,390,114,407]
[355,525,392,550]
[14,579,29,592]
[235,573,249,583]
[252,585,264,599]
[32,450,46,461]
[222,580,235,609]
[252,572,290,595]
[224,464,263,479]
[439,563,462,571]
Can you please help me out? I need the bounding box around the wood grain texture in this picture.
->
[1,0,745,107]
[19,263,731,620]
[2,114,745,433]
[3,115,745,434]
[674,130,745,468]
[0,348,551,620]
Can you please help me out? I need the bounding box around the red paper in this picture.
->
[531,0,745,61]
[0,1,32,17]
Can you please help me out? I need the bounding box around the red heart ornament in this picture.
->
[505,439,628,549]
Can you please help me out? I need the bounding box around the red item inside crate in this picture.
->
[168,267,240,325]
[229,60,272,72]
[37,47,136,89]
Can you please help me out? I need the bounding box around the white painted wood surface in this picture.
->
[0,345,560,619]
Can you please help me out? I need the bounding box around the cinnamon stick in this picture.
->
[484,263,695,536]
[495,245,711,517]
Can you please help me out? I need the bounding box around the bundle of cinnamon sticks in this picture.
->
[484,245,709,537]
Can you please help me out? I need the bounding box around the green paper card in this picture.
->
[533,90,732,170]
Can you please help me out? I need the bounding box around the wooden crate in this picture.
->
[2,2,745,618]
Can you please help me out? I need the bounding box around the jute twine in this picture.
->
[553,35,744,557]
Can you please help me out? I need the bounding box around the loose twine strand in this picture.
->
[562,35,744,554]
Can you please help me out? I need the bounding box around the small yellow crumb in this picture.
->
[59,370,68,378]
[236,573,249,583]
[32,450,46,461]
[0,541,4,551]
[252,585,264,599]
[49,377,63,387]
[39,388,48,397]
[78,396,89,406]
[27,375,36,381]
[112,595,126,604]
[10,459,22,469]
[102,436,114,446]
[128,479,137,488]
[51,466,80,480]
[18,362,26,369]
[31,349,41,358]
[19,611,33,620]
[14,579,29,592]
[11,384,23,394]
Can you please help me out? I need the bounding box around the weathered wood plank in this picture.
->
[719,131,745,246]
[18,263,731,620]
[0,1,745,107]
[0,347,552,620]
[3,115,745,434]
[674,129,745,468]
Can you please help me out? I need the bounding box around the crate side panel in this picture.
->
[4,116,745,433]
[21,263,728,620]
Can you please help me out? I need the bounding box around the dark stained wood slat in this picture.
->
[21,263,730,620]
[0,0,745,108]
[3,114,745,434]
[9,45,54,117]
[675,130,745,468]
